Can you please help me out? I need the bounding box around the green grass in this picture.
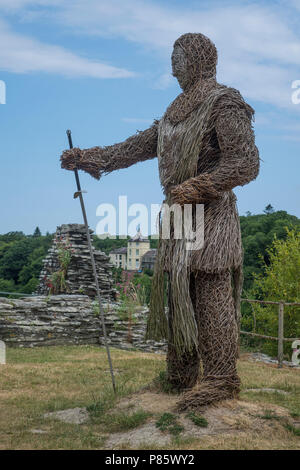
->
[186,412,208,428]
[256,410,300,438]
[238,357,300,418]
[284,423,300,437]
[258,409,281,420]
[86,401,106,417]
[1,345,164,450]
[168,423,185,436]
[1,346,300,450]
[102,410,151,433]
[87,392,151,432]
[156,412,177,431]
[152,370,179,394]
[155,413,184,436]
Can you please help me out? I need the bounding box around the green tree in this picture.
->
[242,228,300,357]
[33,226,42,237]
[0,232,53,292]
[263,204,275,214]
[18,246,47,285]
[0,278,16,293]
[252,228,300,302]
[0,239,35,282]
[240,210,300,291]
[93,235,129,255]
[0,232,25,243]
[22,277,39,294]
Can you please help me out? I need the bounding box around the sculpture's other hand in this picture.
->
[60,147,101,180]
[171,183,193,206]
[171,176,221,206]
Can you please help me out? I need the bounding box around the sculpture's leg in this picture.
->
[177,269,240,409]
[166,273,200,391]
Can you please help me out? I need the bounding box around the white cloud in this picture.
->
[0,18,134,78]
[39,0,300,109]
[152,73,175,90]
[0,0,55,11]
[253,108,300,143]
[0,0,300,110]
[48,1,300,63]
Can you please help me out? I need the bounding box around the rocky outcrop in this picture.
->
[0,295,100,347]
[0,295,167,352]
[36,224,116,300]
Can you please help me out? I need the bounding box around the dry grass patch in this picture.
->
[0,345,299,450]
[104,392,298,450]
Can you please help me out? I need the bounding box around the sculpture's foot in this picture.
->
[166,347,200,392]
[149,370,196,395]
[166,368,199,393]
[176,376,240,411]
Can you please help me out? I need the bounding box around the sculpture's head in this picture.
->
[171,33,218,91]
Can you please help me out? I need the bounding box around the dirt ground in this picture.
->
[103,391,298,449]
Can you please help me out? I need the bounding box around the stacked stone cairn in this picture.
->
[37,224,116,301]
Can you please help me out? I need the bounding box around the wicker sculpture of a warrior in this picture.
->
[60,33,260,408]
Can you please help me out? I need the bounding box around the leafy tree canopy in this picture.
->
[240,210,300,291]
[33,226,42,237]
[242,228,300,357]
[0,208,299,295]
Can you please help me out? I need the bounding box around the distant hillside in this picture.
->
[0,208,299,295]
[93,235,158,255]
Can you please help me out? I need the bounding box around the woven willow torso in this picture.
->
[157,87,243,273]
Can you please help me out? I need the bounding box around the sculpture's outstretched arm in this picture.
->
[171,104,260,204]
[60,120,159,179]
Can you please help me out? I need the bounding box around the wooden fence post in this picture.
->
[278,302,284,368]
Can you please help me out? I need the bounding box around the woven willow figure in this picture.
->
[61,33,260,409]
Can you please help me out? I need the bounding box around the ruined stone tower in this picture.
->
[37,224,116,300]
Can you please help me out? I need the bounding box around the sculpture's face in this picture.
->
[171,43,189,91]
[171,34,218,92]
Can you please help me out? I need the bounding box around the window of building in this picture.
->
[136,242,139,246]
[129,249,132,255]
[136,259,139,268]
[136,249,139,255]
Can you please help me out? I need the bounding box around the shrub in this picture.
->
[241,228,300,358]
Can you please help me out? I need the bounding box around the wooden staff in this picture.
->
[66,129,116,393]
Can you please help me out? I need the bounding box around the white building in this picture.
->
[109,230,152,271]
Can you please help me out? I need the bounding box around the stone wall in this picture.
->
[0,295,166,353]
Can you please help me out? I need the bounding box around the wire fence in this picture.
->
[0,291,38,298]
[240,298,300,368]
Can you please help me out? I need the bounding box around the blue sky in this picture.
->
[0,0,299,235]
